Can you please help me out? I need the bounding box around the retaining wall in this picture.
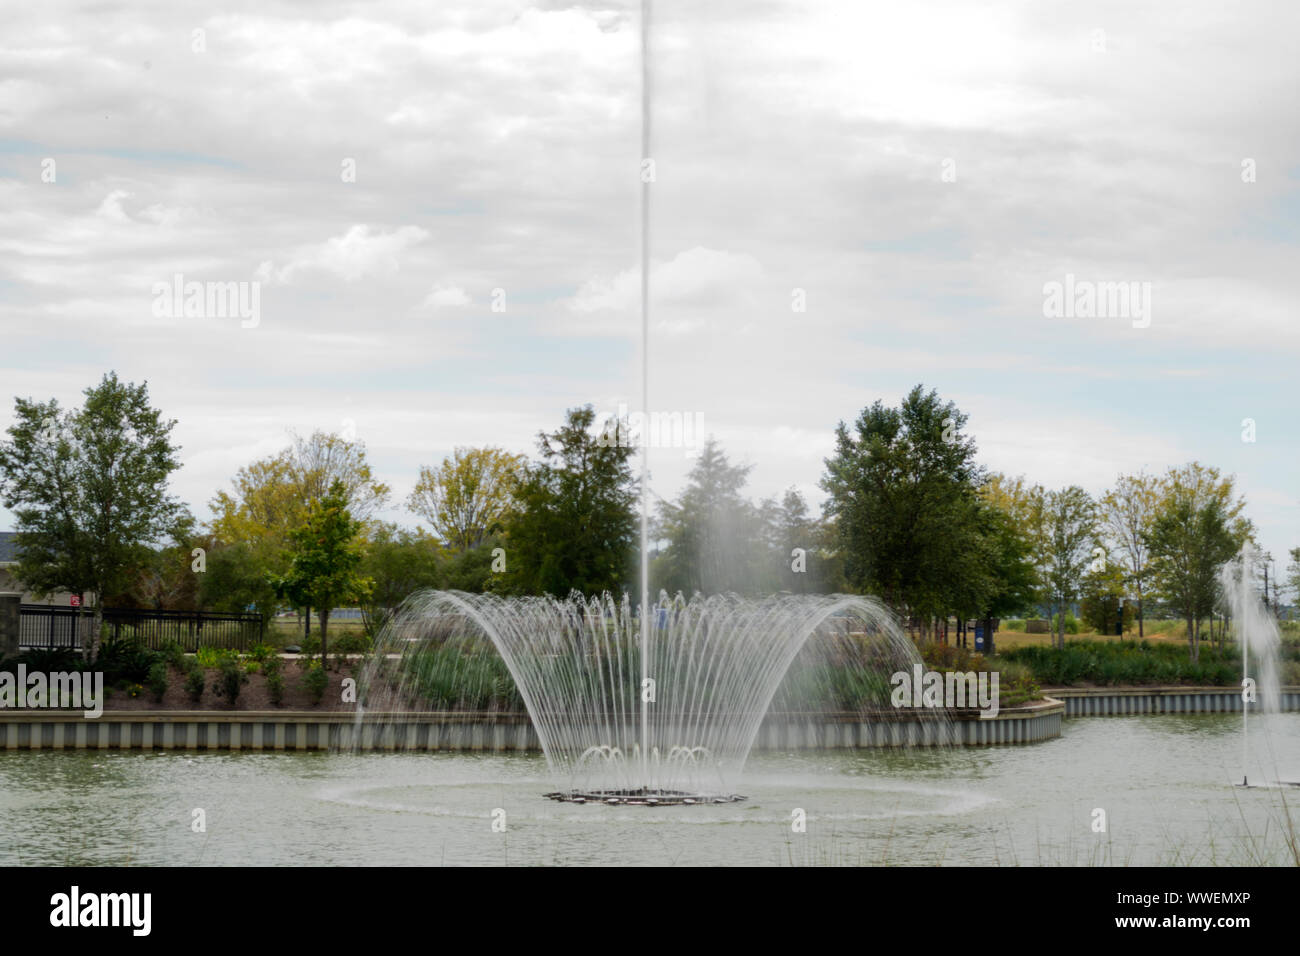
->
[0,700,1066,751]
[1046,686,1300,716]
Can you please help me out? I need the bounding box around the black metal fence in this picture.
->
[18,606,264,652]
[18,606,90,650]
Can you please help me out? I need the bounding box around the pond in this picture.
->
[2,713,1296,866]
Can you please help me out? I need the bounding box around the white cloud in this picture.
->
[263,225,430,284]
[423,285,472,309]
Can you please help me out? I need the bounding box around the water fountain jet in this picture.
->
[357,589,935,803]
[1221,543,1289,787]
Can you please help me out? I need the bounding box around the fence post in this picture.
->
[0,594,20,659]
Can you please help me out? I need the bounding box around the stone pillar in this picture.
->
[0,593,21,660]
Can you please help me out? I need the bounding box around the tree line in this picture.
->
[1,374,1291,663]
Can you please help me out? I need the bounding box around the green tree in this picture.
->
[975,497,1039,622]
[199,539,282,630]
[1079,562,1132,635]
[1098,471,1163,637]
[655,439,763,595]
[505,406,637,597]
[359,523,442,636]
[761,487,840,594]
[210,429,389,637]
[110,523,206,612]
[0,372,187,658]
[271,479,373,662]
[1146,477,1249,663]
[441,536,507,593]
[1035,486,1097,650]
[821,385,988,637]
[407,446,525,553]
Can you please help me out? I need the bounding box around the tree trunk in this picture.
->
[88,598,102,662]
[319,607,329,667]
[1188,616,1198,663]
[1137,591,1144,639]
[304,605,311,637]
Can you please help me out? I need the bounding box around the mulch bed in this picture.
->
[102,659,361,712]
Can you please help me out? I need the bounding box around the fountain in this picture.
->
[354,0,939,804]
[1220,543,1288,787]
[356,589,934,803]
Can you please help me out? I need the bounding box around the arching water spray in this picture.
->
[356,590,942,801]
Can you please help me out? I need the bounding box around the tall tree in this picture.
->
[1098,471,1163,637]
[1146,466,1252,662]
[271,479,372,662]
[406,446,525,553]
[1036,486,1097,650]
[505,406,638,598]
[974,497,1039,622]
[210,429,389,636]
[0,372,187,658]
[655,439,763,595]
[979,475,1044,600]
[821,385,988,637]
[210,430,391,543]
[762,487,837,594]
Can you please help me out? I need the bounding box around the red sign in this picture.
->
[69,594,80,607]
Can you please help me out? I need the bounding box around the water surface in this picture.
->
[2,714,1296,866]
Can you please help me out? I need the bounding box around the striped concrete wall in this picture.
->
[752,698,1065,748]
[1048,687,1300,717]
[0,714,544,752]
[0,701,1065,751]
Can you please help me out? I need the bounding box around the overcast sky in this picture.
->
[1,1,1297,574]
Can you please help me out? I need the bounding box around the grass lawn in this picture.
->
[268,616,368,646]
[990,628,1195,651]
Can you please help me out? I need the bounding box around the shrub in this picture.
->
[263,653,285,706]
[13,647,84,673]
[96,636,160,684]
[994,660,1040,707]
[266,670,285,706]
[157,639,186,667]
[1001,638,1240,687]
[184,667,205,703]
[214,658,248,706]
[921,642,986,673]
[1002,619,1026,632]
[1050,612,1080,635]
[147,661,169,703]
[196,646,238,669]
[331,631,372,670]
[247,644,276,664]
[301,661,329,705]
